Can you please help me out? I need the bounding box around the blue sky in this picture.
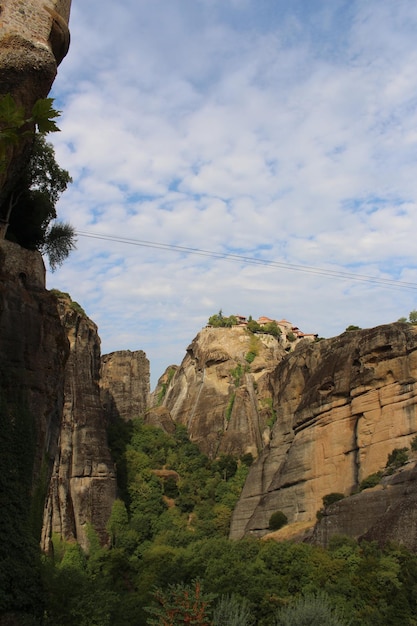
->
[48,0,417,388]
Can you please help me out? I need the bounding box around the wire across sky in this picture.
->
[76,230,417,292]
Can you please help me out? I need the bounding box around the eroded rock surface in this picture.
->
[230,324,417,539]
[158,326,286,458]
[309,460,417,551]
[0,0,72,204]
[0,240,68,495]
[100,349,150,422]
[42,292,116,551]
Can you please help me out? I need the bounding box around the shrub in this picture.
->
[409,310,417,324]
[245,351,256,364]
[359,472,382,491]
[322,492,345,508]
[385,447,409,473]
[212,594,255,626]
[146,580,214,625]
[225,393,235,422]
[230,363,248,387]
[411,435,417,452]
[274,592,349,626]
[240,452,254,467]
[268,510,288,531]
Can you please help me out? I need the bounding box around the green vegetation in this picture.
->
[212,594,255,625]
[322,493,345,507]
[208,312,282,338]
[359,472,383,491]
[0,95,75,270]
[411,435,417,451]
[146,580,214,625]
[263,320,281,337]
[208,310,238,327]
[317,493,345,521]
[345,325,362,332]
[245,350,256,364]
[409,310,417,324]
[230,362,246,387]
[7,410,417,624]
[156,367,176,405]
[225,392,235,421]
[260,396,278,428]
[50,289,86,316]
[245,331,261,364]
[0,388,44,623]
[0,94,60,173]
[274,591,349,626]
[397,311,417,324]
[385,447,409,474]
[4,134,75,269]
[268,511,288,531]
[39,527,417,625]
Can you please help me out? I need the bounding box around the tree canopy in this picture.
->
[0,95,76,270]
[3,134,76,269]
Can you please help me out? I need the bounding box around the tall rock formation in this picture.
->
[230,323,417,539]
[0,241,68,623]
[42,291,116,551]
[157,326,286,458]
[0,239,68,498]
[100,349,150,422]
[0,0,71,206]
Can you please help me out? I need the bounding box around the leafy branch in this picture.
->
[0,94,61,174]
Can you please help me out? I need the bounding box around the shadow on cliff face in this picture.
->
[106,412,134,504]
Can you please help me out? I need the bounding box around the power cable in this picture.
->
[75,230,417,291]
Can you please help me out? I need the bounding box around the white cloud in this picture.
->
[47,0,417,388]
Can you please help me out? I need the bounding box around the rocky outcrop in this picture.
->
[0,0,72,205]
[0,239,68,497]
[144,405,176,435]
[309,460,417,551]
[0,241,68,626]
[230,324,417,539]
[100,349,150,422]
[158,326,286,458]
[42,292,116,551]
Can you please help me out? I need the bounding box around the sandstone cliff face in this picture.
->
[100,349,150,422]
[308,460,417,551]
[0,239,68,494]
[158,326,286,458]
[42,292,116,551]
[230,323,417,539]
[0,0,71,205]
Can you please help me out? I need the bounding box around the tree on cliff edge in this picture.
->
[3,134,76,270]
[0,94,76,269]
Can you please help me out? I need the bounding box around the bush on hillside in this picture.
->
[268,511,288,531]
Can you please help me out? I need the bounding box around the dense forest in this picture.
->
[4,417,415,625]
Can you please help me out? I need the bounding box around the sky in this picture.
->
[48,0,417,389]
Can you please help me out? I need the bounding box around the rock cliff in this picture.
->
[308,459,417,551]
[0,240,70,625]
[100,349,150,422]
[230,323,417,539]
[41,291,116,551]
[157,326,286,458]
[0,0,72,205]
[0,239,68,502]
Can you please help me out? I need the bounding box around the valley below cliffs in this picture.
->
[2,236,417,557]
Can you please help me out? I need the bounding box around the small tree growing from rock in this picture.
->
[269,510,288,531]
